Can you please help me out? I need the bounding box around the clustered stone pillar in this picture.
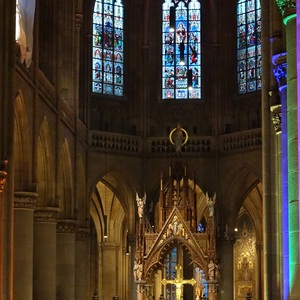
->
[218,234,235,300]
[0,0,15,299]
[13,192,38,300]
[56,219,78,300]
[272,52,290,298]
[75,228,90,300]
[33,207,60,300]
[101,243,119,299]
[275,1,299,298]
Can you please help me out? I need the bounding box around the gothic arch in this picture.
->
[222,163,261,233]
[14,91,31,191]
[241,182,262,240]
[37,117,56,207]
[57,138,74,219]
[76,153,88,227]
[89,165,137,233]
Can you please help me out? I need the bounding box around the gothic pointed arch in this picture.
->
[143,207,208,278]
[37,117,55,207]
[14,91,31,191]
[222,163,261,233]
[76,153,88,226]
[57,138,74,219]
[89,167,136,300]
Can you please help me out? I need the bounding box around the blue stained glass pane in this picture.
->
[92,0,124,96]
[237,0,261,94]
[162,0,201,100]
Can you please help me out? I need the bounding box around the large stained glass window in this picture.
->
[237,0,261,94]
[162,0,201,100]
[92,0,124,96]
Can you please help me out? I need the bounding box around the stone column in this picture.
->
[102,243,119,299]
[136,282,145,300]
[13,192,38,300]
[272,53,289,298]
[275,1,299,298]
[0,0,15,298]
[56,220,78,300]
[255,241,263,300]
[217,235,235,300]
[33,207,60,300]
[75,228,89,300]
[260,0,272,297]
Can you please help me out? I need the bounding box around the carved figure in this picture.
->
[208,260,217,280]
[169,124,188,154]
[206,192,216,217]
[136,193,146,218]
[133,259,143,281]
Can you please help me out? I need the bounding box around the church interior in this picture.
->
[0,0,299,299]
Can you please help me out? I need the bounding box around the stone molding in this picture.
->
[14,191,38,209]
[75,13,83,28]
[57,219,79,234]
[34,207,60,223]
[76,227,90,241]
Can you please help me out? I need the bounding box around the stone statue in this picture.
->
[133,259,143,281]
[206,192,216,217]
[169,124,188,154]
[136,192,146,218]
[208,260,216,280]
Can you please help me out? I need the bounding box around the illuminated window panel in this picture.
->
[162,0,201,100]
[237,0,261,94]
[92,0,124,96]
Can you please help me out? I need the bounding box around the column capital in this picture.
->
[276,0,296,20]
[14,191,38,209]
[57,219,79,234]
[75,13,83,28]
[76,227,90,241]
[34,207,60,222]
[270,104,282,134]
[272,53,287,90]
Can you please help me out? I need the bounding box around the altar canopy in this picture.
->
[134,149,218,300]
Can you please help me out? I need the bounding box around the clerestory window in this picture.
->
[162,0,201,100]
[237,0,261,94]
[92,0,124,96]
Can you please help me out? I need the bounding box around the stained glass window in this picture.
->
[165,247,178,300]
[237,0,261,94]
[162,0,201,100]
[92,0,124,96]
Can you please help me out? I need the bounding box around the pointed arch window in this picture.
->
[237,0,261,94]
[162,0,201,100]
[92,0,124,96]
[165,247,178,299]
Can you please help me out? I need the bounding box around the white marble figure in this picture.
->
[136,192,146,218]
[206,192,216,217]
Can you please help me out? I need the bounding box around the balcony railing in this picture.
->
[89,128,262,156]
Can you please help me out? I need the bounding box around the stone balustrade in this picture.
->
[90,128,262,156]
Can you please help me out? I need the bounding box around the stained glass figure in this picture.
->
[237,0,261,94]
[162,0,201,100]
[92,0,124,96]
